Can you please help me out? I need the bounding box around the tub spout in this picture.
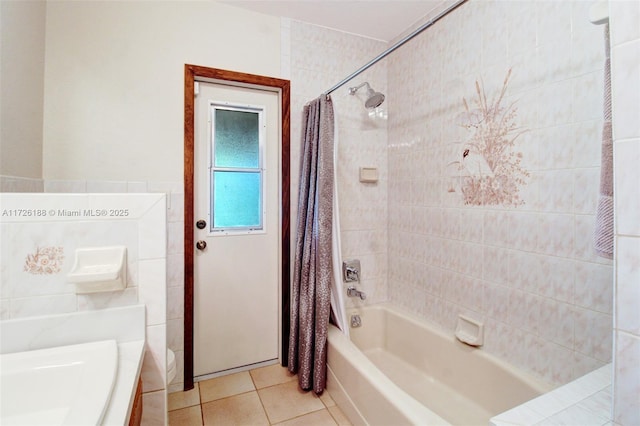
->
[347,286,366,300]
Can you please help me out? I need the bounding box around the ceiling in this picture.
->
[219,1,444,42]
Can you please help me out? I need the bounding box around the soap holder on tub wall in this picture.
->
[67,246,127,294]
[455,314,484,346]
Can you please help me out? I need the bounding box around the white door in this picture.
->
[194,81,280,378]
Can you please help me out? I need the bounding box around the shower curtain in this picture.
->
[288,95,335,394]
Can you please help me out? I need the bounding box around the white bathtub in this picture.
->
[326,304,551,426]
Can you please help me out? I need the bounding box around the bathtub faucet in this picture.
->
[347,286,366,300]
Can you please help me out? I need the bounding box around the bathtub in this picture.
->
[326,304,551,426]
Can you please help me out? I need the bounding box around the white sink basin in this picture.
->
[1,340,118,426]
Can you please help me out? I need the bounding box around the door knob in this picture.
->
[196,240,207,250]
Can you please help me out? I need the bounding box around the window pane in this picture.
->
[212,171,261,229]
[214,109,259,168]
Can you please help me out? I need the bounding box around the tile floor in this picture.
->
[168,364,352,425]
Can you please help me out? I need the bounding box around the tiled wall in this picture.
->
[0,175,44,192]
[42,179,187,396]
[0,192,168,424]
[386,0,613,386]
[610,1,640,424]
[288,20,389,311]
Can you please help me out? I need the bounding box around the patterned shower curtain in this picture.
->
[288,95,335,394]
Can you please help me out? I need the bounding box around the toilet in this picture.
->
[167,349,176,384]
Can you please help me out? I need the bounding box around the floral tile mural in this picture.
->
[449,69,529,206]
[24,246,65,275]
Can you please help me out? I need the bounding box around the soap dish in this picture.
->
[67,246,127,294]
[455,314,484,346]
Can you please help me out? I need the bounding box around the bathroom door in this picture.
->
[193,81,280,378]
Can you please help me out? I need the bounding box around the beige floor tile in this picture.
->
[318,390,335,408]
[168,384,201,411]
[250,364,297,389]
[199,371,256,403]
[257,380,325,424]
[201,391,269,425]
[273,409,338,426]
[168,405,203,426]
[327,406,352,426]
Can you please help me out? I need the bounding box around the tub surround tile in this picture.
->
[611,40,640,140]
[613,332,640,425]
[614,140,640,236]
[539,403,610,426]
[491,364,611,426]
[610,0,640,44]
[616,237,640,335]
[383,0,616,394]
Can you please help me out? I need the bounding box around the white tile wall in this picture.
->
[288,20,389,309]
[610,1,640,424]
[0,192,169,423]
[387,0,613,387]
[0,175,44,192]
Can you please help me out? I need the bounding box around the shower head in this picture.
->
[348,82,385,109]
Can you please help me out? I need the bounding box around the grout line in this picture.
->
[200,389,257,406]
[255,389,273,424]
[273,408,332,425]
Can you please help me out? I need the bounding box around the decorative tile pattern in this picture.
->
[23,246,64,275]
[451,69,529,207]
[386,0,613,388]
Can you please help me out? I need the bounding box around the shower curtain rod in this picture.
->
[323,0,467,97]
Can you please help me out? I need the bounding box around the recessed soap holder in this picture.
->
[455,314,484,347]
[67,246,127,294]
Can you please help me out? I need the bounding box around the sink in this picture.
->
[1,340,118,425]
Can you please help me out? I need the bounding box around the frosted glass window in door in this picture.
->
[212,171,261,228]
[214,109,260,168]
[210,103,265,233]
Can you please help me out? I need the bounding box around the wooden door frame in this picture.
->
[183,65,290,390]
